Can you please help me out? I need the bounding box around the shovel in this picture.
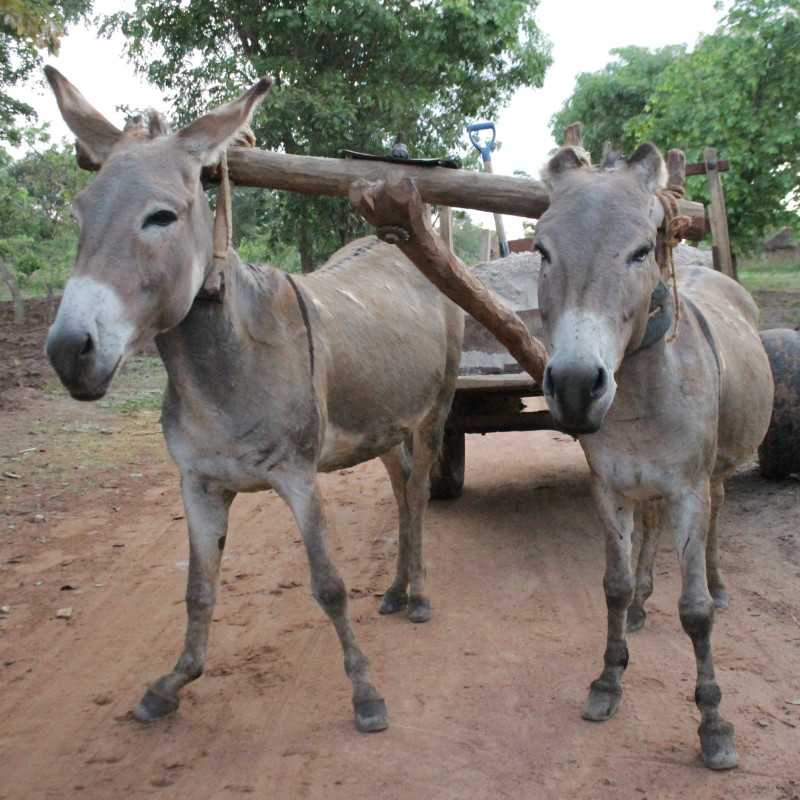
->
[467,121,509,257]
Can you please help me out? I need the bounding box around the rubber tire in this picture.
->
[758,328,800,479]
[429,430,466,500]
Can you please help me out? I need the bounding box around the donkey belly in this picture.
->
[317,413,423,473]
[680,268,774,475]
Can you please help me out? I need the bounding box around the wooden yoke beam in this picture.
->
[350,172,548,384]
[79,143,707,239]
[222,148,706,238]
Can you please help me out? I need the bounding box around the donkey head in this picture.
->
[44,67,271,400]
[535,143,667,434]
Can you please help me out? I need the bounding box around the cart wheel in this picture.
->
[758,328,800,479]
[430,430,465,500]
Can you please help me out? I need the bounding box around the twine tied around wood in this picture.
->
[656,183,692,343]
[202,125,256,298]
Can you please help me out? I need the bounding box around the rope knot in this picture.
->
[655,184,691,343]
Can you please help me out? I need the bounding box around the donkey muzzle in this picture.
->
[543,356,615,435]
[45,277,131,400]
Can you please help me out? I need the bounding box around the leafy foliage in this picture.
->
[0,136,89,295]
[0,0,91,144]
[102,0,551,269]
[550,45,687,159]
[550,0,800,253]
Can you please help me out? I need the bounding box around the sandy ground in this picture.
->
[1,383,799,800]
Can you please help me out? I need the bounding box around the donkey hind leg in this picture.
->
[379,429,438,623]
[134,478,234,722]
[583,481,636,722]
[671,485,738,770]
[627,499,665,633]
[706,479,728,610]
[278,471,387,733]
[377,443,413,617]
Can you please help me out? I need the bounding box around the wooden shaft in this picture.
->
[349,171,549,384]
[223,147,551,218]
[215,147,708,239]
[685,159,729,177]
[77,141,708,239]
[666,149,687,190]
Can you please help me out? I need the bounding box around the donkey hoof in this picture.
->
[408,596,431,623]
[354,698,389,732]
[699,720,739,770]
[379,588,408,615]
[582,680,623,722]
[133,688,179,722]
[626,605,646,633]
[711,587,729,611]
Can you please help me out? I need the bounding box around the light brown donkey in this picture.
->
[44,67,463,733]
[535,143,773,769]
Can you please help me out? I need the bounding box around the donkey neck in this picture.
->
[156,251,311,412]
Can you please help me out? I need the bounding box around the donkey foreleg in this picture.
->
[134,477,234,722]
[278,472,388,733]
[583,480,635,722]
[670,486,738,770]
[627,499,666,633]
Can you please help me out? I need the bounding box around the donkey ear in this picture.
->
[542,146,590,191]
[177,77,273,166]
[625,143,667,192]
[45,66,123,165]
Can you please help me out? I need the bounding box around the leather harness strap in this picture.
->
[630,279,675,355]
[682,294,721,374]
[283,272,315,379]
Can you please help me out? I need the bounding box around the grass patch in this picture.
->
[738,255,800,293]
[97,356,167,415]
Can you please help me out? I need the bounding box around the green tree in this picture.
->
[0,0,91,145]
[10,134,91,236]
[549,0,800,253]
[549,45,687,159]
[103,0,551,271]
[636,0,800,252]
[0,137,87,302]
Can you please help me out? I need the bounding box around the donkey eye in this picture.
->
[629,245,652,264]
[143,209,178,229]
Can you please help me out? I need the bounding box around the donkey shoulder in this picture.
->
[677,262,761,332]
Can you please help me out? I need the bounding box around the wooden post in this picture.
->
[479,229,492,263]
[0,256,25,325]
[656,149,688,267]
[563,121,583,148]
[704,147,735,279]
[350,172,548,384]
[439,206,454,251]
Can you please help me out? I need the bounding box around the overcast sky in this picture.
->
[25,0,725,237]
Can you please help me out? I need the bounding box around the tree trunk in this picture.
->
[0,256,25,325]
[299,217,315,274]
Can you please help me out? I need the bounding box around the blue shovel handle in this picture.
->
[467,122,497,162]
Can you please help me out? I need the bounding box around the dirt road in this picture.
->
[1,385,799,799]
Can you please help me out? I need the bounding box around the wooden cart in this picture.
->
[429,252,555,499]
[199,133,797,486]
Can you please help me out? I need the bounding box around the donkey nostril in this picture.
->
[79,333,95,359]
[590,368,608,400]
